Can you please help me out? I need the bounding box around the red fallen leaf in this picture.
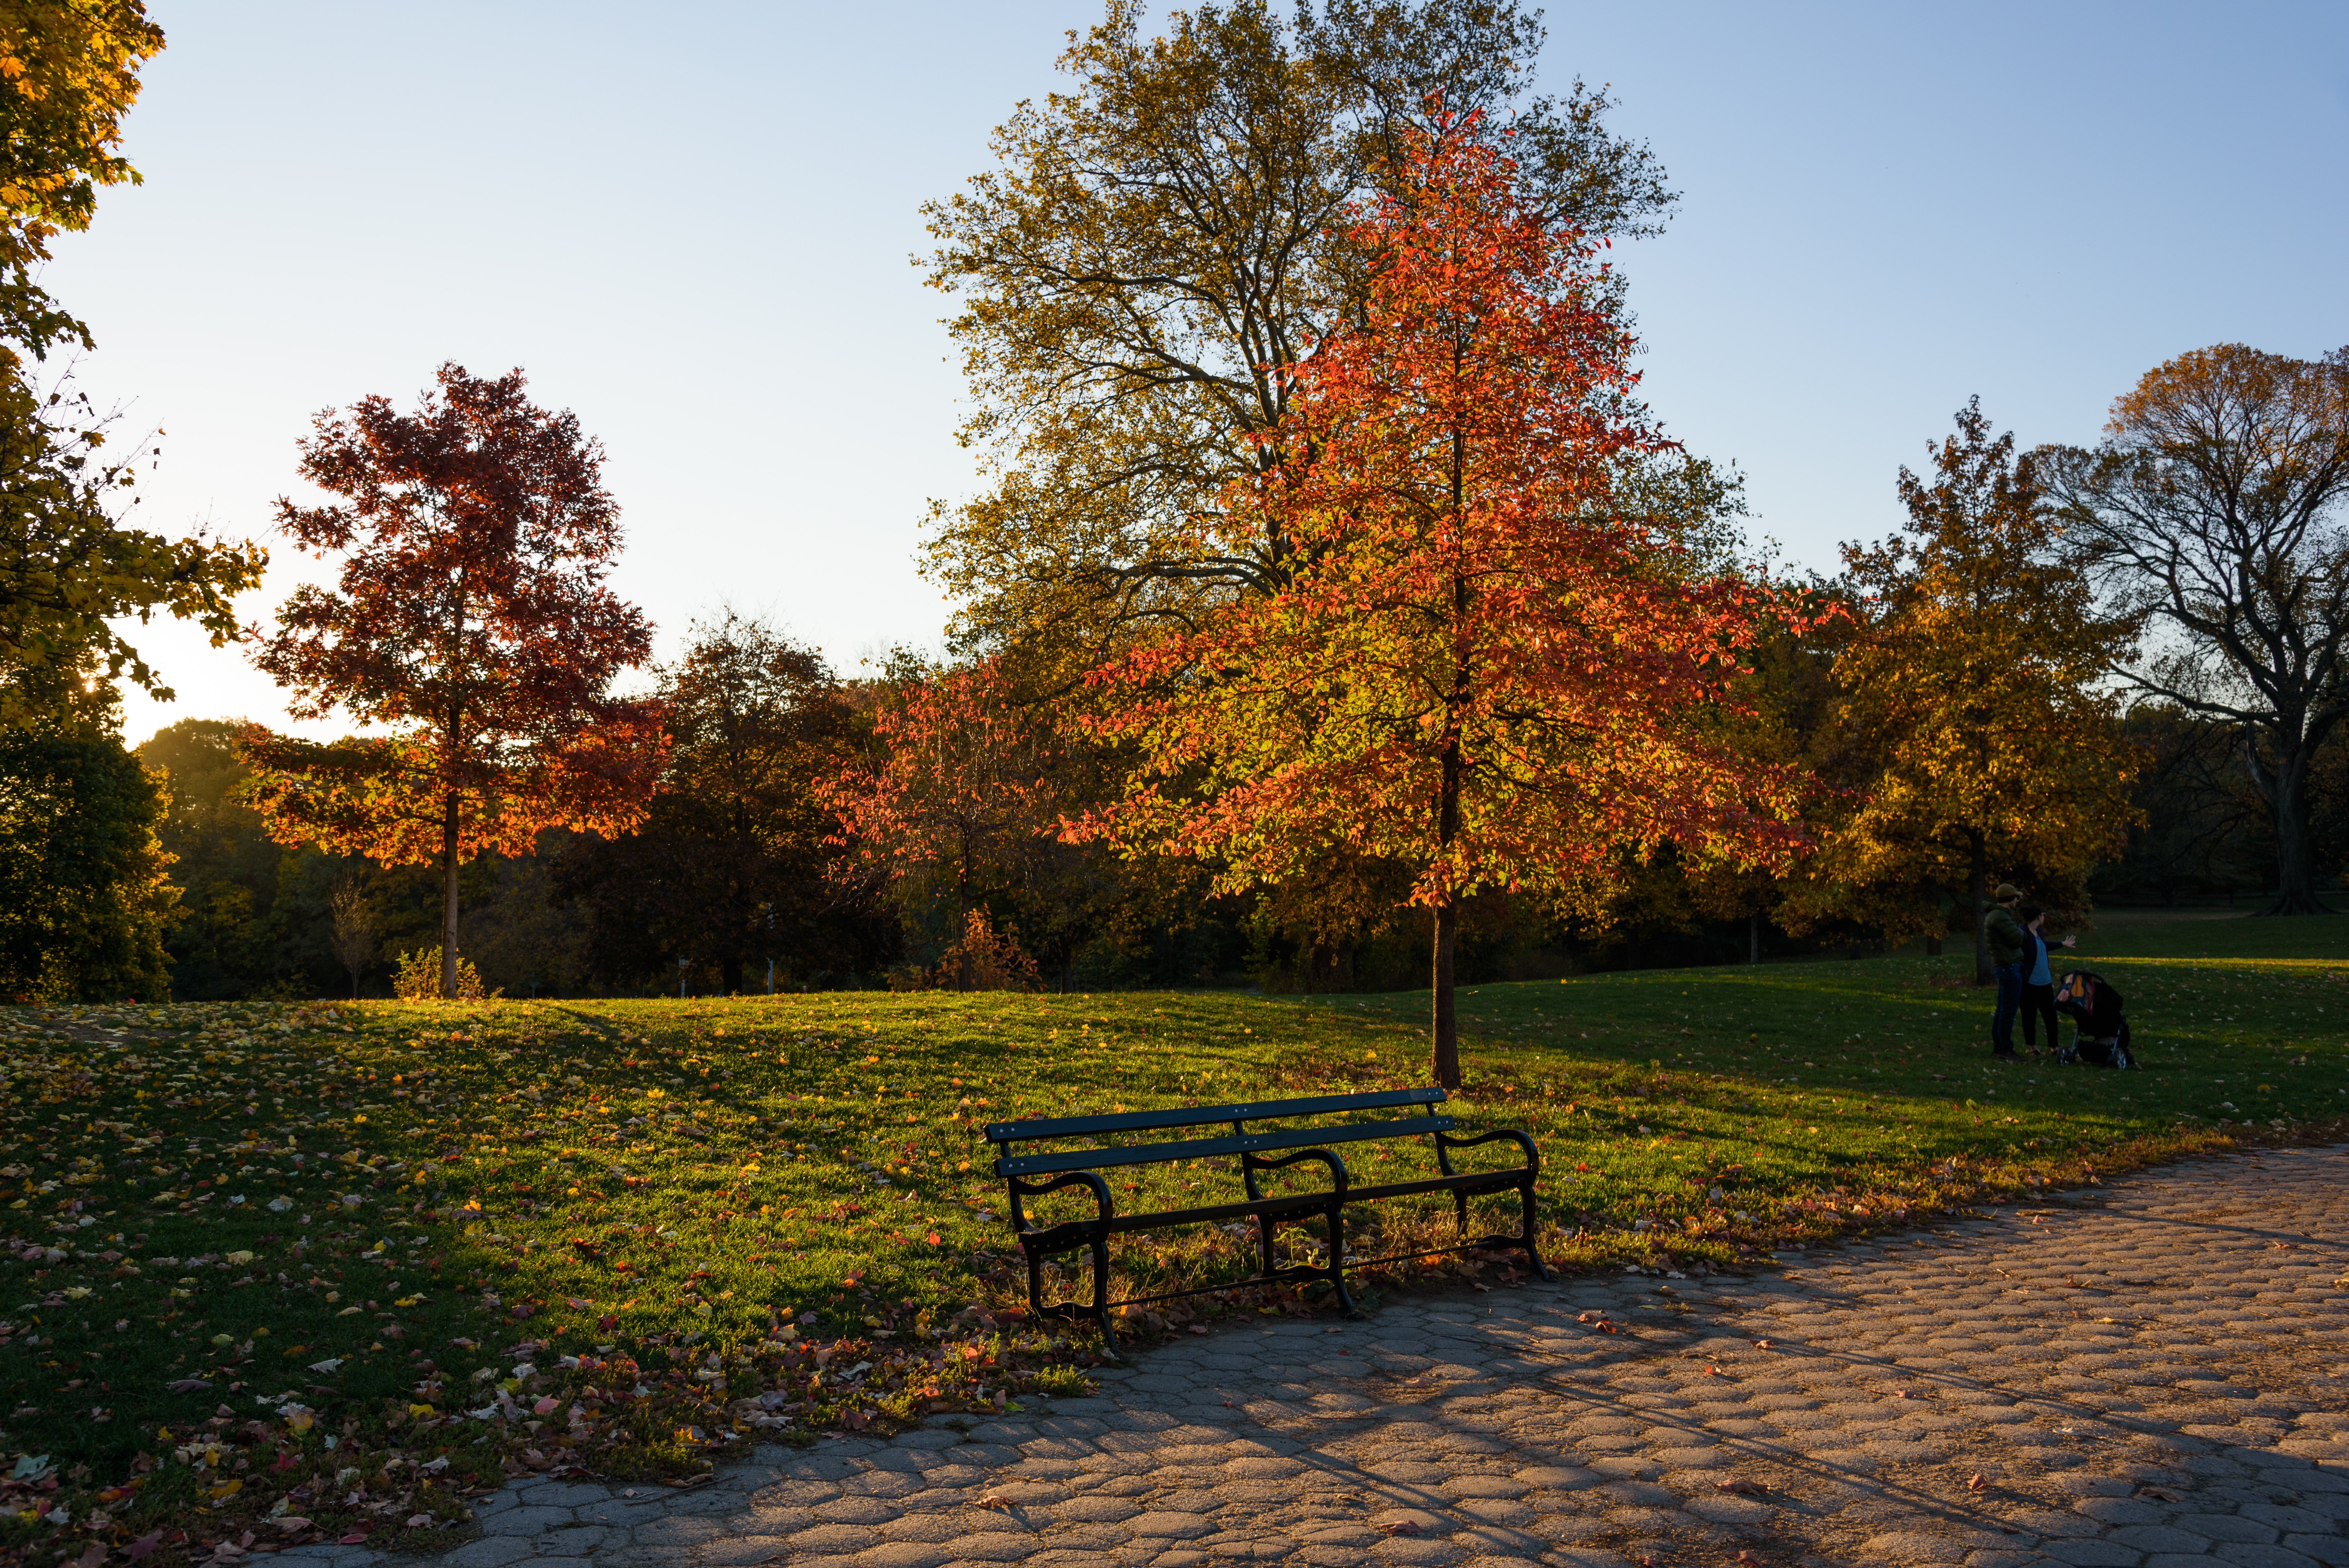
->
[339,1534,369,1546]
[1715,1479,1763,1495]
[598,1315,619,1332]
[1736,1553,1764,1566]
[565,1297,592,1310]
[978,1495,1012,1511]
[843,1409,869,1431]
[2139,1485,2185,1502]
[1967,1474,1987,1493]
[125,1533,163,1561]
[1752,1338,1773,1349]
[1188,1326,1210,1336]
[1379,1521,1421,1537]
[166,1378,212,1392]
[405,1514,432,1528]
[925,1232,941,1245]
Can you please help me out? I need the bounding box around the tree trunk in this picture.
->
[721,955,743,994]
[1925,934,1943,957]
[1431,899,1459,1090]
[440,789,461,999]
[2252,745,2336,915]
[348,964,362,1001]
[1968,828,1990,985]
[1747,911,1759,965]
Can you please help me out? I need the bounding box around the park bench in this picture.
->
[985,1086,1544,1351]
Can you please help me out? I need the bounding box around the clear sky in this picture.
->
[56,0,2349,747]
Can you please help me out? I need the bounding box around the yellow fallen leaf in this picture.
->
[209,1479,242,1499]
[337,1306,362,1317]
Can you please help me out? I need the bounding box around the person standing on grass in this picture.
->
[2017,903,2076,1057]
[1985,883,2028,1060]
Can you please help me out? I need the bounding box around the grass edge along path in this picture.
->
[0,936,2340,1565]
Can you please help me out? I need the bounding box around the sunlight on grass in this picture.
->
[0,914,2340,1554]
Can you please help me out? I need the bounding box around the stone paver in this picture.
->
[325,1146,2349,1568]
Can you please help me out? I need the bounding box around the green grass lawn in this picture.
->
[2,913,2342,1559]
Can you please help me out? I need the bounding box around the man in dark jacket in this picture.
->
[1985,884,2027,1060]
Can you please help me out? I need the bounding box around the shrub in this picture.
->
[391,947,496,1000]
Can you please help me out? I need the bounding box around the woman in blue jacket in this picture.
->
[2017,904,2075,1056]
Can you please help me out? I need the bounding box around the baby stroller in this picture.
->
[2053,970,2134,1068]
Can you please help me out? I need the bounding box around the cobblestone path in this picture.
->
[349,1146,2347,1568]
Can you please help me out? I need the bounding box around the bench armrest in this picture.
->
[1240,1145,1349,1203]
[1005,1168,1113,1238]
[1434,1126,1538,1181]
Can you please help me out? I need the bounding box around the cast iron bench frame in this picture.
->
[985,1086,1545,1352]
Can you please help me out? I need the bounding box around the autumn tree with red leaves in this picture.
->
[1080,117,1815,1087]
[823,657,1079,987]
[240,363,666,999]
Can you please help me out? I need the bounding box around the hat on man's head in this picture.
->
[1994,883,2023,901]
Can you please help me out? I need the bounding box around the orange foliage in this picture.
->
[1075,114,1818,1081]
[239,364,665,995]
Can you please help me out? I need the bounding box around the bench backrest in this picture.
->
[986,1086,1451,1178]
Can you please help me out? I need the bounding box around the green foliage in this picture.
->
[0,5,266,710]
[139,719,594,1001]
[0,372,264,715]
[921,0,1677,677]
[554,611,890,994]
[0,663,173,1000]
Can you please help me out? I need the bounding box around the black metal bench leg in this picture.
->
[1324,1201,1359,1318]
[1517,1175,1552,1280]
[1089,1231,1119,1356]
[1023,1240,1046,1322]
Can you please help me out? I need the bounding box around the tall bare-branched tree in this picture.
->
[2041,344,2349,915]
[327,876,378,999]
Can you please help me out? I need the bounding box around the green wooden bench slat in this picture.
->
[994,1115,1455,1177]
[985,1086,1445,1144]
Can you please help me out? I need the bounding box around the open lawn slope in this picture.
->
[0,914,2340,1561]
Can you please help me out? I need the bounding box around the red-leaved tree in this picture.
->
[240,363,667,998]
[1079,116,1816,1086]
[821,657,1076,984]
